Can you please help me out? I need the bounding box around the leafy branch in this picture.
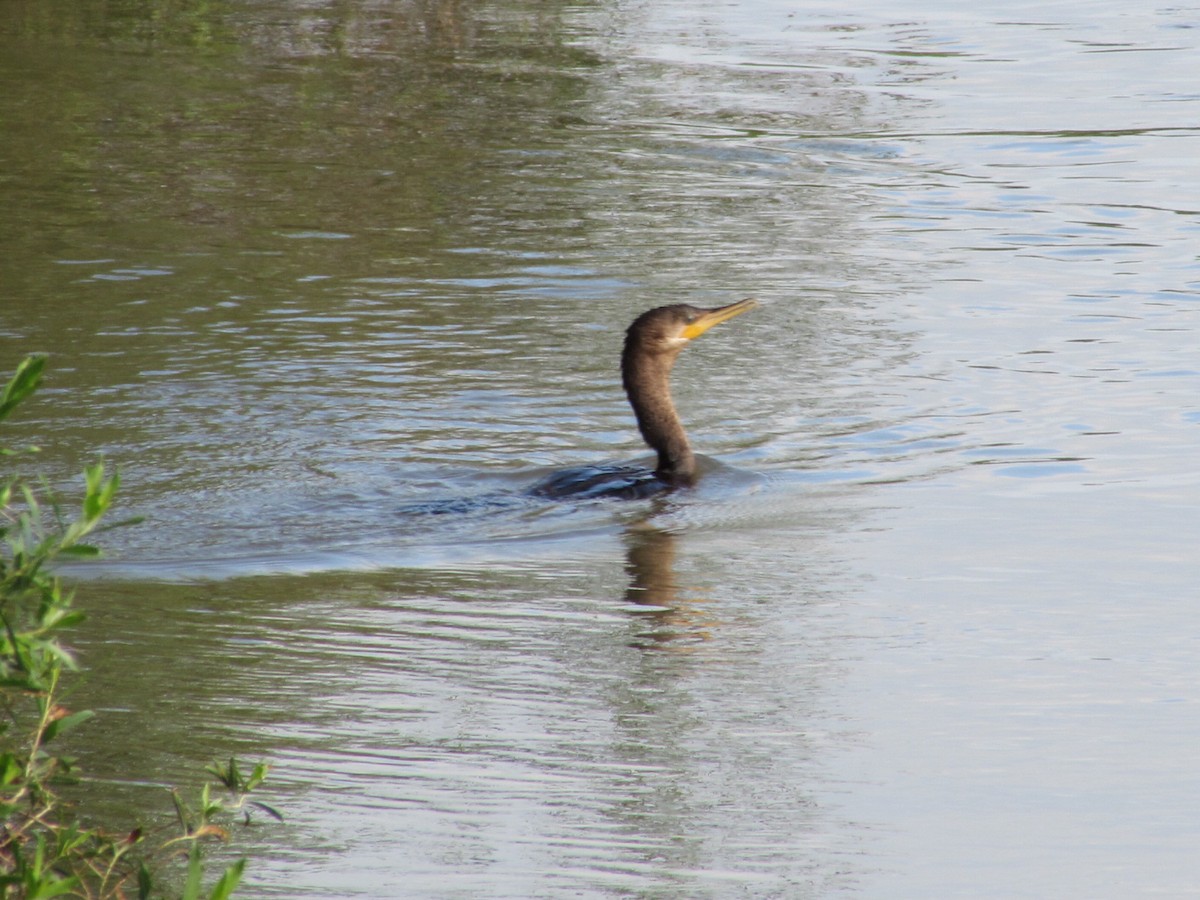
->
[0,356,276,898]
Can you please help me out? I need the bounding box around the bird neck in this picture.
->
[621,346,696,485]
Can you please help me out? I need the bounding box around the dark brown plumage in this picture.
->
[532,299,756,500]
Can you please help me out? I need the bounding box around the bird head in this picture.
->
[626,298,757,355]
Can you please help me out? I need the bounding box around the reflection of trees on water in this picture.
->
[622,524,718,647]
[233,0,603,63]
[0,0,601,269]
[4,0,588,59]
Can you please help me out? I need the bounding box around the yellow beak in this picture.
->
[681,298,758,341]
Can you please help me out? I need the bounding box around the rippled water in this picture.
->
[3,0,1199,895]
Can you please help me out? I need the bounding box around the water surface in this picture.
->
[2,0,1199,896]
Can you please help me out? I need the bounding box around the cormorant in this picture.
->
[531,299,757,500]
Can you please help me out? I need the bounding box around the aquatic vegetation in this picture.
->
[0,356,276,899]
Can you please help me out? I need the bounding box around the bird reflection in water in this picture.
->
[622,525,718,647]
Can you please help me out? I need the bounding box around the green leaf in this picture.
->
[96,514,145,532]
[201,791,226,820]
[181,842,203,900]
[27,875,81,899]
[245,761,270,791]
[137,863,153,900]
[85,464,118,519]
[206,859,246,900]
[42,709,95,745]
[40,609,86,631]
[0,356,46,423]
[57,544,102,559]
[206,757,239,790]
[0,752,22,785]
[171,788,193,831]
[249,800,285,822]
[0,676,42,691]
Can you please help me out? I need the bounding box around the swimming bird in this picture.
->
[531,299,757,500]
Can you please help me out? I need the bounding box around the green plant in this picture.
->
[0,356,273,898]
